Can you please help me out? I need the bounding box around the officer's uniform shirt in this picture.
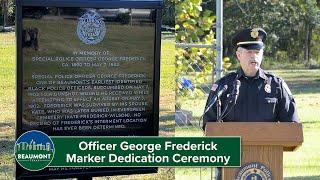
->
[202,68,299,129]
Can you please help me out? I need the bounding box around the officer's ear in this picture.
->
[236,47,242,60]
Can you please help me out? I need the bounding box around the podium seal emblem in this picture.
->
[77,10,106,45]
[235,162,272,180]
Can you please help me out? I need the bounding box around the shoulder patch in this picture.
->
[264,71,278,79]
[212,72,237,91]
[211,84,218,91]
[224,71,238,78]
[220,72,238,83]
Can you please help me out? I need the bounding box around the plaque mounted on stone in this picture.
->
[16,0,163,179]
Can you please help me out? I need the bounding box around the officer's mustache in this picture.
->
[249,59,259,64]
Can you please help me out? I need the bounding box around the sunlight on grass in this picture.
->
[175,168,213,180]
[175,127,204,137]
[0,33,16,123]
[284,130,320,177]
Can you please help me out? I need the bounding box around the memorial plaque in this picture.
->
[16,0,162,179]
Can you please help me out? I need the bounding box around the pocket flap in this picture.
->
[265,97,277,104]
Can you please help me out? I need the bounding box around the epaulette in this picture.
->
[264,70,277,78]
[223,71,238,79]
[218,71,238,84]
[264,70,282,82]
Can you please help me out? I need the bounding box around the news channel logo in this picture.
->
[14,130,55,171]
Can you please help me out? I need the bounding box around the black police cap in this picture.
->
[232,28,267,50]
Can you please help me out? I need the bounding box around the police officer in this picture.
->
[202,28,299,179]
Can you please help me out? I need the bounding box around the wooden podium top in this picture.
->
[205,122,303,151]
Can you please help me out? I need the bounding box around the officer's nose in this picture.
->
[251,52,260,59]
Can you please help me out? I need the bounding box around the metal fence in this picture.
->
[174,1,224,179]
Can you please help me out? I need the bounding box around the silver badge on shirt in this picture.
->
[264,84,271,93]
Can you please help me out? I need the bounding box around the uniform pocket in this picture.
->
[260,97,278,120]
[265,97,277,104]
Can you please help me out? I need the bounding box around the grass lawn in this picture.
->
[0,32,16,180]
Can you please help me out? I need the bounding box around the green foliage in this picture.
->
[175,0,232,108]
[116,13,130,24]
[223,0,320,66]
[0,0,15,25]
[175,0,216,104]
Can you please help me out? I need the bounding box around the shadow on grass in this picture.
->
[289,82,320,94]
[285,176,320,180]
[0,139,15,155]
[0,120,15,155]
[303,121,320,125]
[159,111,175,135]
[281,70,320,94]
[160,109,174,121]
[0,121,15,129]
[0,137,15,179]
[0,165,14,180]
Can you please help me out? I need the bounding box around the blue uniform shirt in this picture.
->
[203,68,299,129]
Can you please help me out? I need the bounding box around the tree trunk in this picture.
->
[307,26,312,64]
[3,1,8,27]
[2,0,8,27]
[304,21,309,63]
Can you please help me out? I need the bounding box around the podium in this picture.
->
[205,122,303,180]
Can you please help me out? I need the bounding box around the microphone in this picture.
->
[204,85,228,114]
[219,80,241,121]
[231,80,241,105]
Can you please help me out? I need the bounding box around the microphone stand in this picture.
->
[201,85,228,128]
[219,95,236,121]
[218,79,240,121]
[217,96,223,122]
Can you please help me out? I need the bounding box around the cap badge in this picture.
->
[264,84,271,93]
[250,28,259,38]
